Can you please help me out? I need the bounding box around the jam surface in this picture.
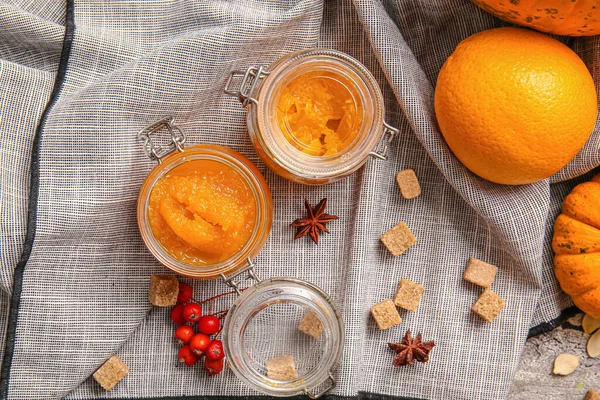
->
[148,159,256,266]
[276,70,363,156]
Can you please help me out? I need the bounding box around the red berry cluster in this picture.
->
[170,282,228,375]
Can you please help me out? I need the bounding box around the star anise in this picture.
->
[291,198,339,244]
[388,330,435,366]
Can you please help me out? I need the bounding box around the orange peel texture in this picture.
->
[434,27,597,185]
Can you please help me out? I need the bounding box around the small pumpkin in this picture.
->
[471,0,600,37]
[553,174,600,319]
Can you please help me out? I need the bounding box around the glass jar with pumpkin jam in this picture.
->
[136,117,344,399]
[225,49,398,185]
[137,119,272,279]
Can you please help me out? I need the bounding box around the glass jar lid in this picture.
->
[223,276,344,397]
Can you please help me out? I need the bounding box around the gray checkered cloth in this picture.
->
[1,0,598,399]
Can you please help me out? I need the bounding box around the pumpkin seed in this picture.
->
[552,353,579,376]
[587,330,600,358]
[582,314,600,335]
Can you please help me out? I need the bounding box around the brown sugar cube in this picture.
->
[585,390,600,400]
[266,355,297,381]
[148,274,179,306]
[380,222,417,257]
[371,299,402,330]
[396,169,421,199]
[393,279,424,311]
[298,310,324,339]
[472,289,505,322]
[463,258,498,288]
[93,355,129,391]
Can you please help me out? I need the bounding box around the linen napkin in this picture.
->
[1,0,598,399]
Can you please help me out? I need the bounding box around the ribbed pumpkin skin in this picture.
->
[553,174,600,319]
[471,0,600,36]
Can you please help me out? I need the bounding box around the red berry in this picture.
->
[182,302,202,323]
[198,315,220,335]
[206,339,225,361]
[170,304,186,325]
[178,345,199,366]
[204,357,224,375]
[177,282,193,304]
[189,333,211,357]
[174,325,195,345]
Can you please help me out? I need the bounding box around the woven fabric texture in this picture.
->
[1,0,599,399]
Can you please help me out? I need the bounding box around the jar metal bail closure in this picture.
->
[136,118,344,397]
[225,49,399,185]
[219,258,261,295]
[137,115,187,164]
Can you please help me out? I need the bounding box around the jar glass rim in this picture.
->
[254,49,386,180]
[137,144,272,279]
[223,277,345,397]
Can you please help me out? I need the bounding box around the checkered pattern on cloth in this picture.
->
[1,0,598,399]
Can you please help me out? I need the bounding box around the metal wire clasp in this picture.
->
[224,66,270,107]
[137,116,187,165]
[220,258,261,295]
[369,121,399,161]
[305,373,336,399]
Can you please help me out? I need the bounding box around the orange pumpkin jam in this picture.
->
[276,70,363,156]
[148,159,256,266]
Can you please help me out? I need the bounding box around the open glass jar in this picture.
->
[136,117,344,398]
[225,49,398,185]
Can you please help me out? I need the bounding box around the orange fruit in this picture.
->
[434,27,597,185]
